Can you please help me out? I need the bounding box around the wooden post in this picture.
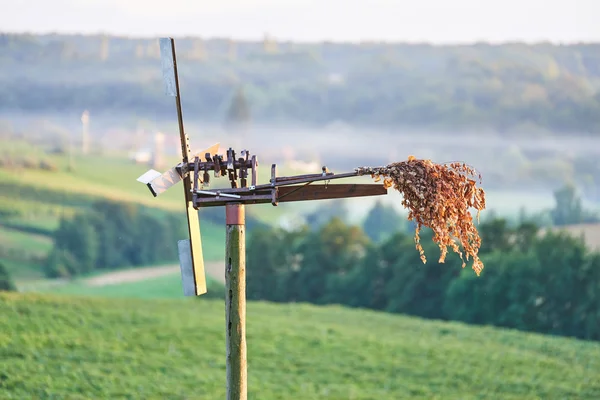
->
[225,203,247,400]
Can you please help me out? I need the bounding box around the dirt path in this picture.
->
[84,261,225,287]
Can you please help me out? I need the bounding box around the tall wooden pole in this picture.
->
[225,203,247,400]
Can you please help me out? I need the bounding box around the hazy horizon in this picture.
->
[1,0,598,44]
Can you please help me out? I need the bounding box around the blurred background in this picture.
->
[1,1,600,398]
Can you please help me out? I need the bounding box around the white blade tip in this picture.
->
[137,169,162,184]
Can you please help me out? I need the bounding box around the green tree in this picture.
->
[224,85,251,144]
[529,231,588,336]
[337,232,404,310]
[513,221,539,252]
[445,229,600,340]
[304,200,350,229]
[91,201,140,268]
[383,228,463,320]
[136,215,175,266]
[247,227,291,301]
[445,250,542,329]
[52,214,98,274]
[362,200,404,243]
[0,262,16,291]
[551,184,583,226]
[478,218,513,253]
[286,218,370,304]
[44,248,78,278]
[574,252,600,340]
[44,201,190,278]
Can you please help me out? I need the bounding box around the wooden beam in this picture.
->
[277,184,387,203]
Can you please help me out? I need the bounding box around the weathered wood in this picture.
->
[251,155,257,187]
[274,172,331,182]
[270,164,277,185]
[225,203,247,400]
[278,183,387,202]
[185,183,206,295]
[216,170,359,192]
[194,193,273,208]
[192,184,387,207]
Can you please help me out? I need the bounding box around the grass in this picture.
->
[1,293,599,399]
[0,139,363,228]
[0,153,184,213]
[0,226,53,281]
[0,144,232,281]
[1,217,226,283]
[0,226,53,257]
[1,259,47,281]
[0,144,327,291]
[38,273,224,300]
[0,147,308,215]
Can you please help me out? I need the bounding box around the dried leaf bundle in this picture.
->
[356,156,486,275]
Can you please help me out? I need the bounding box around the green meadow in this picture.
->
[1,292,599,399]
[36,272,224,300]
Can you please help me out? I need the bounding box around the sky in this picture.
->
[0,0,598,44]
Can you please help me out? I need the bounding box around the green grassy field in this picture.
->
[1,218,226,283]
[0,142,235,281]
[35,272,224,300]
[0,142,309,222]
[1,293,599,399]
[0,226,54,280]
[0,143,310,283]
[0,226,53,256]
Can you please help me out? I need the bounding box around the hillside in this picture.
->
[0,147,227,280]
[1,33,600,134]
[1,293,599,399]
[0,139,315,282]
[21,263,226,299]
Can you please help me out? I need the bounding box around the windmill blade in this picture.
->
[194,142,220,159]
[159,38,177,97]
[159,37,207,296]
[136,166,183,197]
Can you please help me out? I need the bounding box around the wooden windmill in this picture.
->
[136,38,389,400]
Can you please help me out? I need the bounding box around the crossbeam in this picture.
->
[192,184,387,207]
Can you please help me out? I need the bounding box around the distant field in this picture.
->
[39,272,224,300]
[548,223,600,251]
[1,293,599,399]
[0,226,53,280]
[0,226,53,257]
[0,259,47,281]
[20,260,226,300]
[1,218,226,283]
[1,139,573,228]
[0,145,308,219]
[0,144,234,281]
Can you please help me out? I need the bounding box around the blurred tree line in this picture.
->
[44,201,189,278]
[43,199,267,278]
[551,183,600,225]
[42,199,267,278]
[1,34,600,134]
[32,191,600,341]
[0,262,16,291]
[247,217,600,341]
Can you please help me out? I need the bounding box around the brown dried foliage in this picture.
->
[356,156,486,275]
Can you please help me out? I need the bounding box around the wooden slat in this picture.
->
[194,194,273,208]
[193,184,387,207]
[277,184,387,203]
